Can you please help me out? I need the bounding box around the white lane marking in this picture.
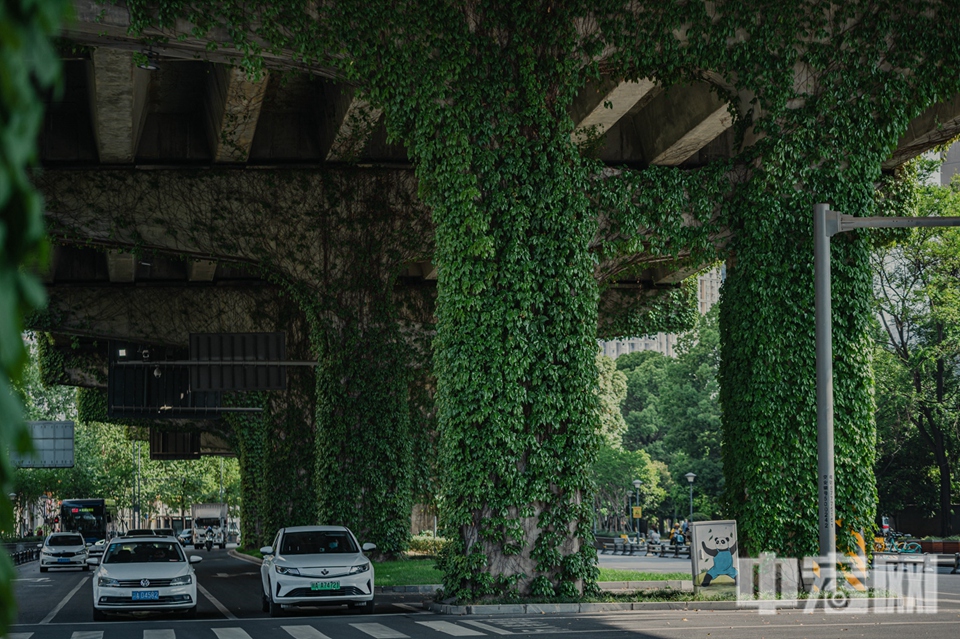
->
[211,629,252,639]
[71,632,103,639]
[144,630,176,639]
[282,626,333,639]
[461,621,513,635]
[41,576,89,624]
[391,603,421,612]
[8,633,34,639]
[350,623,409,638]
[197,582,238,620]
[416,621,485,636]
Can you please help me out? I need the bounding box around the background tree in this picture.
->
[872,168,960,536]
[614,306,725,520]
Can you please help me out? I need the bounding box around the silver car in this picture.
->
[39,533,89,572]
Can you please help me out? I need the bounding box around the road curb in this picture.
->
[426,597,907,615]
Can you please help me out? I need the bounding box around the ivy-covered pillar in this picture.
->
[226,302,319,549]
[311,287,414,555]
[719,165,878,558]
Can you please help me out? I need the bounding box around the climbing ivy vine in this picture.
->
[75,0,960,601]
[1,0,68,632]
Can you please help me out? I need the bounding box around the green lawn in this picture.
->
[598,568,690,582]
[233,550,684,586]
[374,559,443,586]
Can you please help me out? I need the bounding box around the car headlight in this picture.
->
[41,549,52,556]
[275,565,300,576]
[349,563,370,575]
[169,575,192,586]
[98,577,120,587]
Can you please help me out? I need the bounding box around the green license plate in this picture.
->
[310,581,339,591]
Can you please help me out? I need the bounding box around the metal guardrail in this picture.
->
[3,543,40,566]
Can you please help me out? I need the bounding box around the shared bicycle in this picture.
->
[873,531,922,553]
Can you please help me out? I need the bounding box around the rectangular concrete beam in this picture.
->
[635,83,733,167]
[321,84,383,161]
[88,48,150,163]
[187,259,218,281]
[204,65,269,163]
[106,250,136,282]
[883,93,960,170]
[571,79,658,143]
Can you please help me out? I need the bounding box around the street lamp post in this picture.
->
[684,473,696,521]
[632,479,642,536]
[814,203,960,591]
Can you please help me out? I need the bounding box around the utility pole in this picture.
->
[814,204,960,591]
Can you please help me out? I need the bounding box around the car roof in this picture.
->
[110,536,178,543]
[281,525,350,533]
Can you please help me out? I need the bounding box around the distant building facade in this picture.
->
[600,267,724,360]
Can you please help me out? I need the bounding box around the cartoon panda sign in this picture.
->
[690,520,739,595]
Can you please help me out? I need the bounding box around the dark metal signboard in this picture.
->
[108,341,222,419]
[189,332,286,391]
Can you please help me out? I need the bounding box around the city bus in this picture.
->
[59,499,116,544]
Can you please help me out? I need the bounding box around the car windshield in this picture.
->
[48,535,83,547]
[280,531,357,555]
[102,541,185,563]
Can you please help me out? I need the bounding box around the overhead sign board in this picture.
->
[10,421,75,468]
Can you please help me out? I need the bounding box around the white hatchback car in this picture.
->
[260,526,376,616]
[39,533,89,572]
[88,536,202,620]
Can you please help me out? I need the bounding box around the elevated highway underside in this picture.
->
[26,1,960,557]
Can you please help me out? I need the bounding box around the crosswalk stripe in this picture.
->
[416,621,485,636]
[282,626,333,639]
[460,621,513,635]
[8,633,34,639]
[211,628,253,639]
[71,632,104,639]
[144,630,176,639]
[349,623,409,639]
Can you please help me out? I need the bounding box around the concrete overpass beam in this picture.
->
[187,259,218,282]
[321,85,383,161]
[637,83,733,166]
[88,48,149,163]
[204,65,269,163]
[883,93,960,170]
[571,78,658,144]
[106,250,136,282]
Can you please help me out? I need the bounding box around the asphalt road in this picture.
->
[10,551,960,639]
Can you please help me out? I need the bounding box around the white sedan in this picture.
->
[39,533,88,572]
[88,536,202,620]
[260,525,376,616]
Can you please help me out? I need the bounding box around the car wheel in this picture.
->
[269,597,283,617]
[358,597,375,614]
[82,564,90,571]
[261,588,270,613]
[219,543,226,550]
[39,566,47,573]
[183,605,197,619]
[93,607,107,622]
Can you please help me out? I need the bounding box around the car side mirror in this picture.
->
[362,542,377,552]
[259,546,274,556]
[189,555,203,564]
[86,543,92,547]
[86,558,99,566]
[36,544,43,549]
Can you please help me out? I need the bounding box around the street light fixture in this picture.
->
[632,479,642,536]
[814,203,960,591]
[684,473,696,521]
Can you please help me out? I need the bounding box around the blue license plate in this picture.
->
[132,591,159,601]
[56,558,70,563]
